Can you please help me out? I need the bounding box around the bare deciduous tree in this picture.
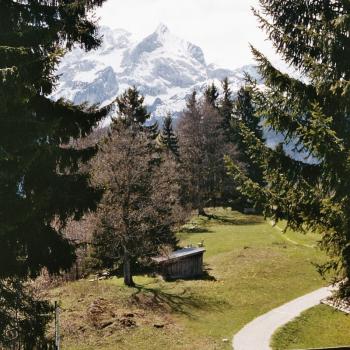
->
[90,124,184,286]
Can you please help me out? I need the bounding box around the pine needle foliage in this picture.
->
[178,91,239,213]
[226,0,350,296]
[204,83,219,108]
[0,0,108,345]
[115,86,151,127]
[219,77,234,136]
[114,86,159,139]
[157,113,180,158]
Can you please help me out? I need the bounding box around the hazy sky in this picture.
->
[95,0,281,70]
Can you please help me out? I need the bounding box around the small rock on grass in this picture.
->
[153,324,165,328]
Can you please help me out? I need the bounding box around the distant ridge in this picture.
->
[52,24,262,120]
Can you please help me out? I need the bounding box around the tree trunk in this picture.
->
[198,206,208,216]
[198,196,208,216]
[198,202,214,219]
[123,254,134,287]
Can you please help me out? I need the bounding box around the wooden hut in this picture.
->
[153,247,205,280]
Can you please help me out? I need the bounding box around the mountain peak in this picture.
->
[53,25,260,121]
[155,23,170,36]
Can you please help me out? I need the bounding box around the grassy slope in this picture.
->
[47,208,328,350]
[271,304,350,349]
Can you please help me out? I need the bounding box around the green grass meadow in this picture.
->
[271,304,350,349]
[47,208,329,350]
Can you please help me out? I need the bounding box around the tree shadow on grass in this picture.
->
[193,268,217,282]
[163,266,216,283]
[178,225,212,234]
[130,280,224,317]
[208,213,264,226]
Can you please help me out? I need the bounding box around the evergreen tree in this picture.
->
[0,280,53,348]
[226,0,350,296]
[178,92,238,214]
[187,90,199,112]
[0,0,108,345]
[177,91,204,213]
[219,77,234,136]
[234,86,263,140]
[204,83,219,108]
[232,85,264,185]
[114,86,158,138]
[115,86,150,127]
[146,120,160,140]
[216,79,262,209]
[157,113,180,158]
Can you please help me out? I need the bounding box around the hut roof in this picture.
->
[153,247,206,263]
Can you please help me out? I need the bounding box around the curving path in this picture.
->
[232,286,336,350]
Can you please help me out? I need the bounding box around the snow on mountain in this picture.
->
[52,24,262,119]
[52,24,314,163]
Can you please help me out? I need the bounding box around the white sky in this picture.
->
[95,0,282,70]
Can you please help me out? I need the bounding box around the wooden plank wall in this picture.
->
[164,253,204,279]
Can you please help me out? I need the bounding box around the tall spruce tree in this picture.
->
[219,77,234,136]
[232,85,264,185]
[157,113,179,158]
[234,86,263,140]
[0,0,108,345]
[115,86,150,126]
[187,90,198,112]
[226,0,350,296]
[115,86,158,138]
[146,120,160,140]
[217,79,263,208]
[178,91,238,214]
[204,83,219,108]
[177,91,204,213]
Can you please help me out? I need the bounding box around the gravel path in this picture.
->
[232,286,335,350]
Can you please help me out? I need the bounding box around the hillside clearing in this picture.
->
[45,208,328,350]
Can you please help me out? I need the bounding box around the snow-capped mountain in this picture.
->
[52,23,261,119]
[52,24,314,162]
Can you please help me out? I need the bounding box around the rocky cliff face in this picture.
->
[52,24,262,118]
